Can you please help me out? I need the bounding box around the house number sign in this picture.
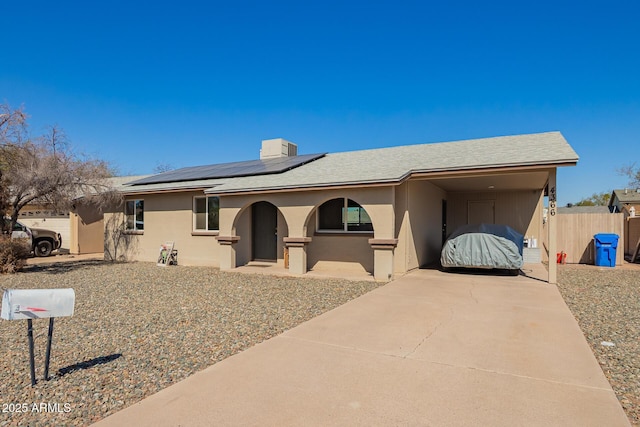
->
[549,186,557,216]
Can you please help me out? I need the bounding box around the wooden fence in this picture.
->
[552,212,625,265]
[626,217,640,259]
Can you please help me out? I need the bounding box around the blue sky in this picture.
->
[2,1,639,206]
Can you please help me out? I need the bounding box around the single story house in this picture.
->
[608,189,640,258]
[609,188,640,216]
[105,132,579,283]
[68,175,150,255]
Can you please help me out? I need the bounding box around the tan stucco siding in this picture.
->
[220,187,395,239]
[447,190,543,240]
[394,180,446,273]
[408,180,447,269]
[71,202,104,254]
[105,192,221,266]
[307,234,374,273]
[219,187,394,273]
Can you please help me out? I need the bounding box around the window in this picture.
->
[317,198,373,232]
[125,199,144,231]
[194,196,219,231]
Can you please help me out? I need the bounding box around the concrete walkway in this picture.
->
[93,268,630,426]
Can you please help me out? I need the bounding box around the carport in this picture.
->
[419,167,562,283]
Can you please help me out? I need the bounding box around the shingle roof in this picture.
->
[558,206,611,214]
[118,131,578,195]
[207,131,578,194]
[611,189,640,204]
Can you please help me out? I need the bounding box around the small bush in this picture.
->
[0,235,31,273]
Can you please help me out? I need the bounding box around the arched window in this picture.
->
[317,198,373,233]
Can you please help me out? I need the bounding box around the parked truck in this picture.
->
[2,219,62,257]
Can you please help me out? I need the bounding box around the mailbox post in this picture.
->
[1,289,75,386]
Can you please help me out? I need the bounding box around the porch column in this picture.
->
[369,238,398,281]
[216,236,241,270]
[548,170,558,284]
[283,237,312,275]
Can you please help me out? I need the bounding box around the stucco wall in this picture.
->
[71,202,104,254]
[307,233,374,273]
[220,187,395,239]
[447,190,543,241]
[104,191,221,266]
[221,186,394,274]
[105,186,395,273]
[394,180,446,272]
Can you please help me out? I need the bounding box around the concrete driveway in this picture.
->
[93,267,630,426]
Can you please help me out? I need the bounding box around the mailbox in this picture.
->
[1,288,75,320]
[1,288,76,385]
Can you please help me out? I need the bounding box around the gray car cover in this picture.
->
[440,224,524,270]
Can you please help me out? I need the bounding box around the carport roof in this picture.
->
[117,131,578,195]
[205,131,578,194]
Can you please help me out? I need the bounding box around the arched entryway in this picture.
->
[304,197,375,274]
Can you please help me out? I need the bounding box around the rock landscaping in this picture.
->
[0,261,380,426]
[2,260,638,426]
[557,265,640,426]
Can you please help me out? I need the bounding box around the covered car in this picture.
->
[440,223,524,272]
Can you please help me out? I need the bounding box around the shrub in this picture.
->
[0,235,31,273]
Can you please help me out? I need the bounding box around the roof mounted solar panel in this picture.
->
[127,153,326,186]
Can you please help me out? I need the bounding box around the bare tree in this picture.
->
[0,104,28,219]
[618,162,640,189]
[0,103,119,231]
[103,211,138,262]
[153,162,174,174]
[0,103,27,143]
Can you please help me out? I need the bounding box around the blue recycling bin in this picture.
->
[594,233,619,267]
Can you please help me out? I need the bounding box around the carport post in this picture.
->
[548,170,558,284]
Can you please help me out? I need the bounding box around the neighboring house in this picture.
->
[18,206,71,251]
[609,188,640,258]
[69,175,150,255]
[609,188,640,216]
[104,132,579,283]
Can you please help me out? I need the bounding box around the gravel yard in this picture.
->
[2,260,639,427]
[557,265,640,426]
[0,261,381,427]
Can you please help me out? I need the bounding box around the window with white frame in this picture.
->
[317,198,373,232]
[194,196,219,231]
[125,199,144,231]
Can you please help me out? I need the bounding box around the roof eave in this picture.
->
[207,161,577,196]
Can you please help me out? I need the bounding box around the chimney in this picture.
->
[260,138,297,159]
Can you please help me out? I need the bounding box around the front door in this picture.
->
[252,202,277,261]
